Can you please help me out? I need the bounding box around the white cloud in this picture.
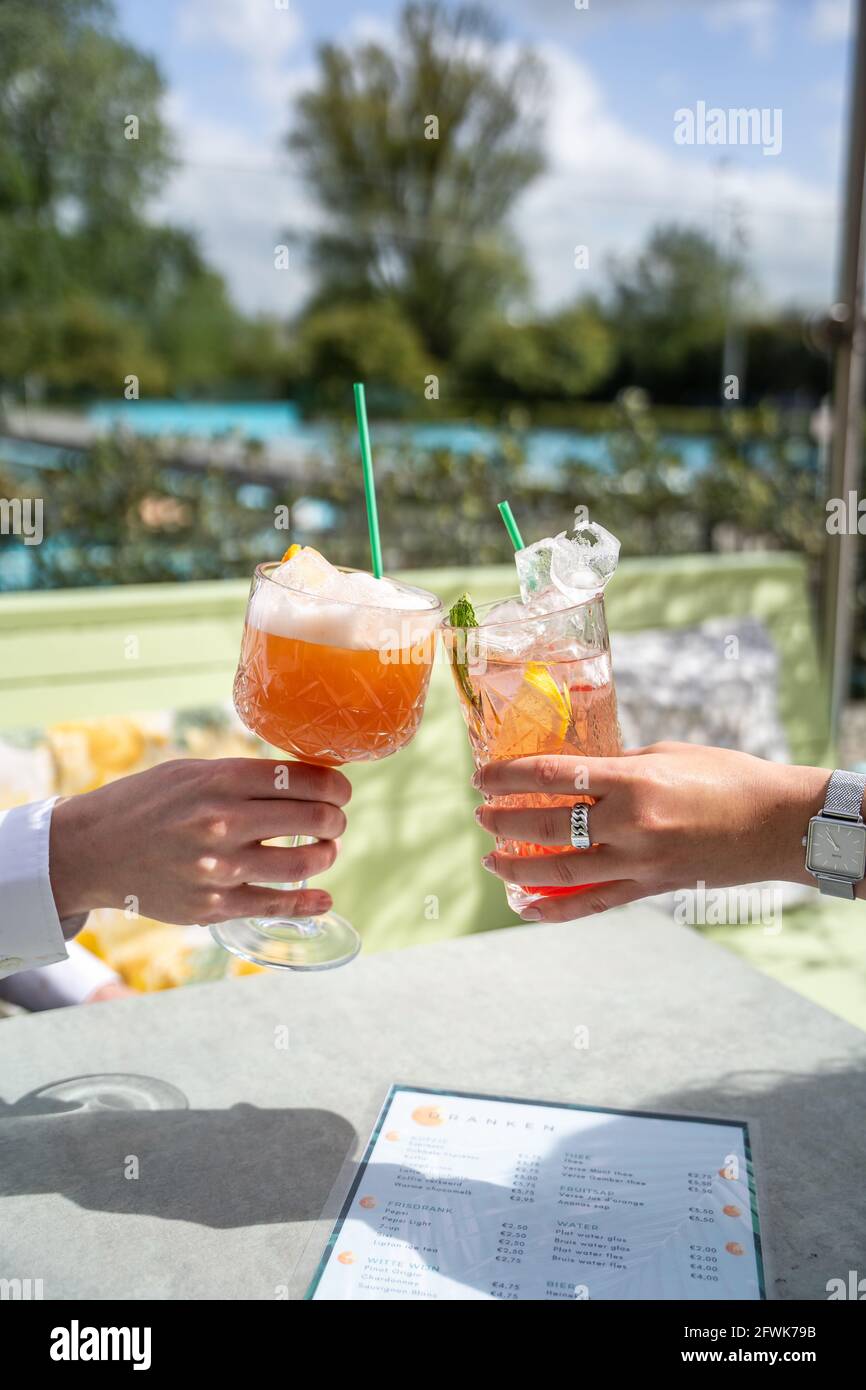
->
[177,0,303,130]
[705,1,780,57]
[513,44,839,312]
[346,13,398,46]
[153,3,318,315]
[153,8,840,317]
[810,0,854,41]
[153,89,320,317]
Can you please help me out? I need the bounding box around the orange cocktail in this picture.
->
[235,622,436,767]
[212,553,442,972]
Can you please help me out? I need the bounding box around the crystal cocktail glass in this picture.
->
[211,561,443,970]
[442,592,622,914]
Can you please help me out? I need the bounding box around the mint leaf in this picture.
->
[447,592,481,712]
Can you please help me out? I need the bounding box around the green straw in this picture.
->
[497,499,525,552]
[353,382,383,579]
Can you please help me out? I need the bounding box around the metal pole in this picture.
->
[823,0,866,740]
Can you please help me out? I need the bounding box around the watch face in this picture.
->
[807,819,866,879]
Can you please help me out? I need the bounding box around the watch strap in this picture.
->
[822,769,866,821]
[816,875,856,899]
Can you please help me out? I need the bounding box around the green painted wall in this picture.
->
[0,553,831,767]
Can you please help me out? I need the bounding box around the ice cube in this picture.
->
[515,524,620,605]
[557,522,620,592]
[334,571,415,610]
[331,571,382,605]
[482,597,527,627]
[514,537,555,601]
[271,546,338,595]
[475,598,544,661]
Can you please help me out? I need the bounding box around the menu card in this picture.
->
[307,1085,764,1301]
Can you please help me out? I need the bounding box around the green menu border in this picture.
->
[305,1083,766,1301]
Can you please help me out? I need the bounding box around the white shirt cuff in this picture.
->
[0,797,87,979]
[0,939,119,1009]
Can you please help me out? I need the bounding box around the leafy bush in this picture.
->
[2,400,830,586]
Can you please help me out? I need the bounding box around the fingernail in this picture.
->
[471,770,482,790]
[480,854,496,872]
[308,895,332,913]
[520,909,541,921]
[474,806,484,823]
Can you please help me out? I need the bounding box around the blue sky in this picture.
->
[113,0,853,317]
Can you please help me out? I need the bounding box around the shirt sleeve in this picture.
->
[0,939,120,1009]
[0,798,88,980]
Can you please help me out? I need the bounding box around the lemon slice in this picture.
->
[523,662,571,732]
[491,662,572,759]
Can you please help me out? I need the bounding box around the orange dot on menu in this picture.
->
[385,1131,400,1142]
[725,1242,745,1256]
[718,1168,735,1179]
[337,1251,355,1266]
[723,1204,742,1218]
[412,1105,444,1127]
[359,1196,376,1210]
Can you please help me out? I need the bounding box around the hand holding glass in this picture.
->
[212,561,442,970]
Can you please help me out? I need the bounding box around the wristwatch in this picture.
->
[803,769,866,899]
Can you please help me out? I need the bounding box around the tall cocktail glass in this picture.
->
[442,592,622,914]
[212,561,443,970]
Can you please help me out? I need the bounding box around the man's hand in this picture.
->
[50,758,351,928]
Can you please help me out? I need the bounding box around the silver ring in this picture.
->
[570,803,591,849]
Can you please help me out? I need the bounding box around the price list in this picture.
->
[308,1086,763,1301]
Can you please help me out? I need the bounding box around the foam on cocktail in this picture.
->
[249,546,440,652]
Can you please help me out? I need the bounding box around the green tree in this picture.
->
[458,302,614,401]
[288,2,545,364]
[0,0,171,266]
[0,0,271,398]
[0,293,168,393]
[607,224,746,401]
[744,310,831,403]
[294,302,435,408]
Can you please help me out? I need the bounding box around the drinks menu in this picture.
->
[307,1085,764,1301]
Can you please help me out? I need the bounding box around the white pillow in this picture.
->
[611,616,789,762]
[611,618,815,912]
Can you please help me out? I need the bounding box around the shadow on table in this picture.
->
[0,1075,357,1229]
[643,1060,866,1301]
[4,1062,863,1299]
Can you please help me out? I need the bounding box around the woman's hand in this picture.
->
[49,757,351,928]
[474,742,832,921]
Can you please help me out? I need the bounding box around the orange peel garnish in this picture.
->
[280,543,301,563]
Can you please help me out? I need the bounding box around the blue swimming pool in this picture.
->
[84,399,719,480]
[87,399,304,442]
